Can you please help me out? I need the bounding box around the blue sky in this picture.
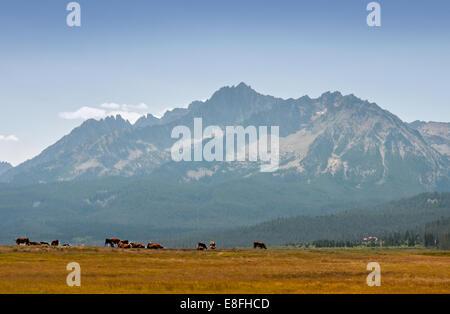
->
[0,0,449,165]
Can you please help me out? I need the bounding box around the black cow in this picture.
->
[105,238,121,247]
[253,241,267,249]
[197,242,208,250]
[15,238,30,245]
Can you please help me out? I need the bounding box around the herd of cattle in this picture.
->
[104,238,164,249]
[15,237,268,250]
[15,238,64,246]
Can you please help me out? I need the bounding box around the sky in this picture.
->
[0,0,449,165]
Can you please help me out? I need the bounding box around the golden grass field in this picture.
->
[0,245,448,294]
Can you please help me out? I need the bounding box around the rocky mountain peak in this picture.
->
[208,82,258,103]
[134,114,160,129]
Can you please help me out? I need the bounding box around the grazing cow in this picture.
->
[62,243,70,247]
[130,242,145,248]
[197,242,207,250]
[51,240,59,246]
[40,242,49,246]
[105,238,121,247]
[253,241,267,249]
[29,241,41,246]
[210,241,216,249]
[147,243,164,249]
[118,241,131,248]
[15,238,30,246]
[117,240,128,247]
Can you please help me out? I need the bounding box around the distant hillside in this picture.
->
[0,174,396,245]
[165,192,450,247]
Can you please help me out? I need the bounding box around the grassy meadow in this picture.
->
[0,246,448,294]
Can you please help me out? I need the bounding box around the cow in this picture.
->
[29,241,41,246]
[130,242,145,248]
[147,243,164,249]
[51,240,59,246]
[62,243,71,247]
[118,241,131,249]
[197,242,207,250]
[253,241,267,249]
[210,241,216,249]
[117,240,128,247]
[15,238,30,246]
[40,242,50,246]
[105,238,121,247]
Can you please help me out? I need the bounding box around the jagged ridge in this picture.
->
[0,83,448,193]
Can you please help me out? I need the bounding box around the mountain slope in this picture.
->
[409,121,450,157]
[0,162,12,176]
[0,116,134,183]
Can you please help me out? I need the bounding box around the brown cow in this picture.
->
[105,238,121,247]
[117,240,128,247]
[147,243,164,249]
[197,242,207,250]
[15,238,30,245]
[130,242,145,248]
[253,241,267,249]
[118,241,131,248]
[51,240,59,246]
[29,241,41,246]
[210,241,216,249]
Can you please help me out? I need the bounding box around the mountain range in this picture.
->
[0,83,449,245]
[1,83,449,191]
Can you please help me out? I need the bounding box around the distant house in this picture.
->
[363,236,379,245]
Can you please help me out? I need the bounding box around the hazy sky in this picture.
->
[0,0,449,165]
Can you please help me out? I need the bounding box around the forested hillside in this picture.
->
[164,192,450,247]
[424,217,450,249]
[0,174,385,245]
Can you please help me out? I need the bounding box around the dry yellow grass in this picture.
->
[0,246,448,294]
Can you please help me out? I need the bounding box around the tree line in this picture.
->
[289,217,450,250]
